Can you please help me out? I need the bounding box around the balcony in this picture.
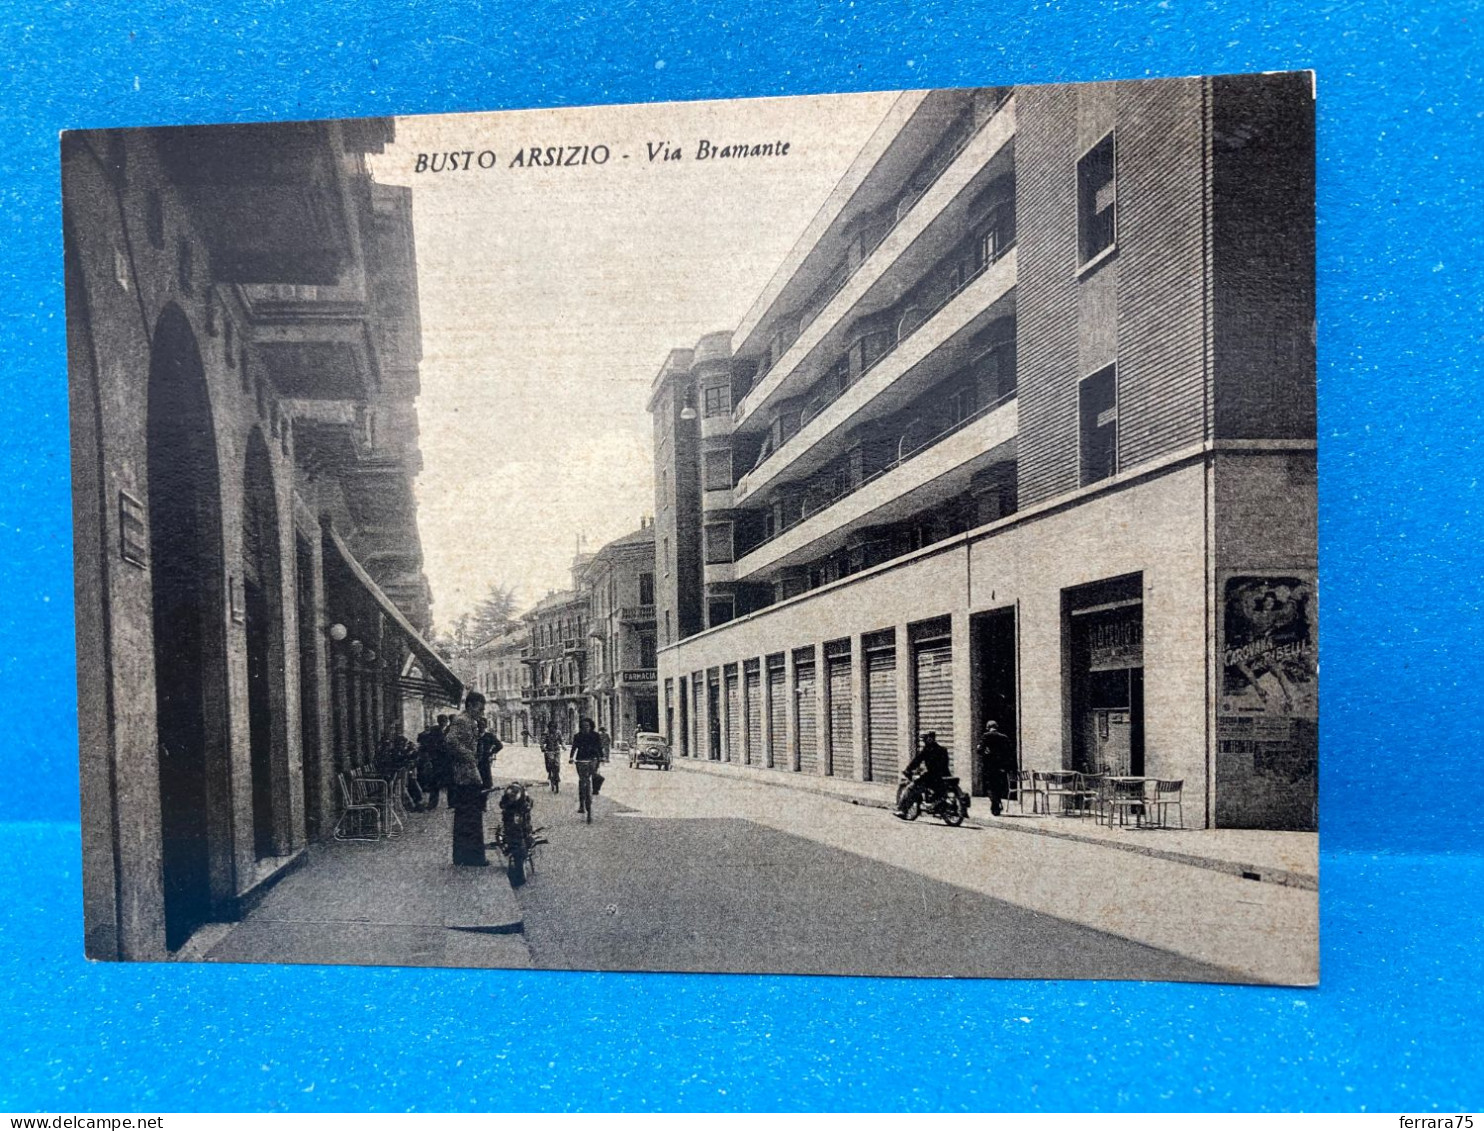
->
[619,605,656,623]
[735,246,1016,503]
[732,94,1016,431]
[733,395,1018,580]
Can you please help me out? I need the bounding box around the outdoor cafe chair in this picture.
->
[1015,768,1046,814]
[334,772,382,841]
[1101,777,1150,828]
[354,773,403,839]
[1038,770,1082,816]
[1150,779,1185,829]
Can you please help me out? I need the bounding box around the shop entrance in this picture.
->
[971,607,1018,797]
[146,306,229,952]
[1065,575,1145,777]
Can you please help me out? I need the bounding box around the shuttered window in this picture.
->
[827,654,854,778]
[795,659,818,774]
[767,663,787,769]
[725,671,741,763]
[745,666,762,765]
[913,641,954,759]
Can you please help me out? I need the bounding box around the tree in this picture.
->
[468,583,519,645]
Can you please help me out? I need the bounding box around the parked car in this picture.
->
[629,732,672,770]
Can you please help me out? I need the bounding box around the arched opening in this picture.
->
[242,429,292,859]
[147,305,229,952]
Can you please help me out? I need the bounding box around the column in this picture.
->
[895,621,914,772]
[951,609,974,785]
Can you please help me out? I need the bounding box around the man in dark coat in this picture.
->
[416,716,450,811]
[476,719,503,790]
[976,719,1017,816]
[897,731,951,818]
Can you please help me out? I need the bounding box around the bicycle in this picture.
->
[574,759,598,823]
[545,757,561,794]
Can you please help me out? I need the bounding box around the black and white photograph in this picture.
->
[64,73,1318,984]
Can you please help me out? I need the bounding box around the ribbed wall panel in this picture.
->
[1014,86,1082,508]
[1115,78,1211,466]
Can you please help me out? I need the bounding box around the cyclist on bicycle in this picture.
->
[569,717,605,821]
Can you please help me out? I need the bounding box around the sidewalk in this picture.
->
[671,756,1318,890]
[191,804,531,969]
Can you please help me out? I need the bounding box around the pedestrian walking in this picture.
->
[976,719,1017,816]
[598,726,612,764]
[445,692,490,866]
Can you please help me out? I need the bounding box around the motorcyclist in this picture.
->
[897,731,951,819]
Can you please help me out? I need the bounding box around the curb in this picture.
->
[670,757,1317,891]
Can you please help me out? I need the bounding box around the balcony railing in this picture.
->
[744,241,1015,483]
[736,91,1013,417]
[619,604,656,622]
[737,391,1017,559]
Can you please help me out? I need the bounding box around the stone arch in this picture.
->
[146,303,231,951]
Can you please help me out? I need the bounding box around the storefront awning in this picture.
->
[323,525,463,703]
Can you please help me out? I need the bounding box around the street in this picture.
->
[496,747,1239,982]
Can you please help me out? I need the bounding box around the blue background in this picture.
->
[1,0,1480,1111]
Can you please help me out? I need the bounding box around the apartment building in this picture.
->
[651,75,1316,830]
[466,624,531,744]
[581,520,661,742]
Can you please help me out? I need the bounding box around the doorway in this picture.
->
[971,607,1018,797]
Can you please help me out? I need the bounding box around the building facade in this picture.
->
[582,520,660,743]
[651,76,1316,830]
[466,625,531,744]
[65,119,461,960]
[520,566,592,741]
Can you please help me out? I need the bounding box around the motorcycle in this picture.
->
[492,781,547,887]
[896,769,970,827]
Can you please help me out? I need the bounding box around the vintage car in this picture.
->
[628,731,672,770]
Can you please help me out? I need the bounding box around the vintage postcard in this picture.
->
[65,73,1317,982]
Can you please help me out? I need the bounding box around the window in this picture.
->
[703,450,733,491]
[1078,133,1116,264]
[1079,364,1118,485]
[704,522,734,565]
[663,536,670,575]
[639,633,657,669]
[638,571,655,605]
[664,610,671,644]
[702,383,732,417]
[708,597,735,627]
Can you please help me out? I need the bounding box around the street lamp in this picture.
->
[327,623,348,642]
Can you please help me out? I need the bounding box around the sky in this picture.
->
[367,91,900,632]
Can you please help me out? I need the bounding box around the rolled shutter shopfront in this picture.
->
[794,651,818,775]
[744,663,762,765]
[767,658,787,769]
[866,645,898,781]
[913,636,954,762]
[725,667,741,763]
[826,647,854,778]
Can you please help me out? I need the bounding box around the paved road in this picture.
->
[494,749,1231,981]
